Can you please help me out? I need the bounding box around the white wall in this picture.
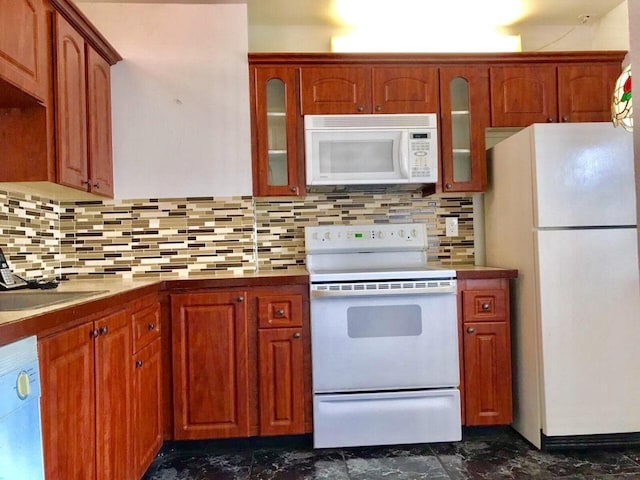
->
[78,3,252,199]
[592,0,630,50]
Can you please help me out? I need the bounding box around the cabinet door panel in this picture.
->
[259,328,305,435]
[87,47,114,197]
[133,339,163,479]
[300,66,370,114]
[252,66,303,196]
[40,323,96,480]
[464,321,512,425]
[171,292,250,439]
[372,67,438,113]
[0,0,48,101]
[94,310,131,480]
[557,64,620,123]
[490,66,557,126]
[439,66,490,192]
[55,13,88,190]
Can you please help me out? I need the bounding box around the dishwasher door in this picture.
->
[0,336,44,480]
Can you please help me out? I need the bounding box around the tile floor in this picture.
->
[143,427,640,480]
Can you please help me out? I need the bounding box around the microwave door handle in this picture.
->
[399,131,410,179]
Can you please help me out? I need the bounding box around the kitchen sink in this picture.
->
[0,290,108,311]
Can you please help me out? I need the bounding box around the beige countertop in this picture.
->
[0,265,516,345]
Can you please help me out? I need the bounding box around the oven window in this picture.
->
[347,305,422,338]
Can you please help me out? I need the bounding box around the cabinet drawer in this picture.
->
[132,303,161,352]
[462,289,506,322]
[258,294,303,328]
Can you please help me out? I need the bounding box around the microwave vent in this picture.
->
[305,114,437,129]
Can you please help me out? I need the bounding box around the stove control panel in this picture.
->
[305,223,427,253]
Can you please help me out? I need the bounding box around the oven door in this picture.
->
[310,289,458,392]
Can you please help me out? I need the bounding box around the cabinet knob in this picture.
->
[562,116,570,122]
[466,327,475,334]
[148,323,156,331]
[93,183,100,189]
[289,186,298,193]
[293,332,301,339]
[83,180,91,187]
[135,360,143,368]
[547,117,554,123]
[481,303,490,311]
[445,183,453,190]
[356,105,365,112]
[275,309,285,317]
[375,105,382,112]
[236,296,244,303]
[90,328,100,338]
[99,326,108,335]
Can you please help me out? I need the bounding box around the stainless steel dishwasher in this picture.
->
[0,335,44,480]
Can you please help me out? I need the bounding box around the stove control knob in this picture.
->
[398,229,406,238]
[410,229,418,238]
[378,231,385,239]
[323,231,331,241]
[312,232,319,240]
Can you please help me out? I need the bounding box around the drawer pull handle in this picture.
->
[466,327,475,334]
[148,323,156,331]
[275,309,285,317]
[481,303,490,311]
[356,105,365,112]
[236,296,244,303]
[136,360,143,368]
[293,332,301,339]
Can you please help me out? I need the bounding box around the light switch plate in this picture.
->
[445,217,458,237]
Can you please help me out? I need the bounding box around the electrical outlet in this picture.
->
[445,217,458,237]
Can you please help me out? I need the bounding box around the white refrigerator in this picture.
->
[484,122,640,449]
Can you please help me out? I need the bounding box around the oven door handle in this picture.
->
[311,286,456,298]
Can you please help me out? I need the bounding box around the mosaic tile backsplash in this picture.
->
[0,189,474,280]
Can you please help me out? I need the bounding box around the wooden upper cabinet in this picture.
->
[0,0,48,101]
[251,66,303,196]
[300,66,370,114]
[439,66,490,193]
[372,66,438,113]
[87,47,114,197]
[300,66,438,115]
[490,65,558,127]
[557,63,620,123]
[54,13,89,191]
[171,291,251,440]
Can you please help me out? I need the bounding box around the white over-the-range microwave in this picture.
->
[304,113,438,187]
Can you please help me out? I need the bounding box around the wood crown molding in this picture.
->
[49,0,122,65]
[248,51,627,66]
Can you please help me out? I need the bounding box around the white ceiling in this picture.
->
[77,0,627,27]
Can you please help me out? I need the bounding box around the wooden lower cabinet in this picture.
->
[459,278,513,426]
[40,309,131,480]
[171,290,250,440]
[133,338,163,479]
[258,328,305,436]
[171,285,310,440]
[131,298,163,479]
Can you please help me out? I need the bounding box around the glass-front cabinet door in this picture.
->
[439,67,490,192]
[251,66,302,196]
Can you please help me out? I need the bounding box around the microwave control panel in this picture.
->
[408,131,437,181]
